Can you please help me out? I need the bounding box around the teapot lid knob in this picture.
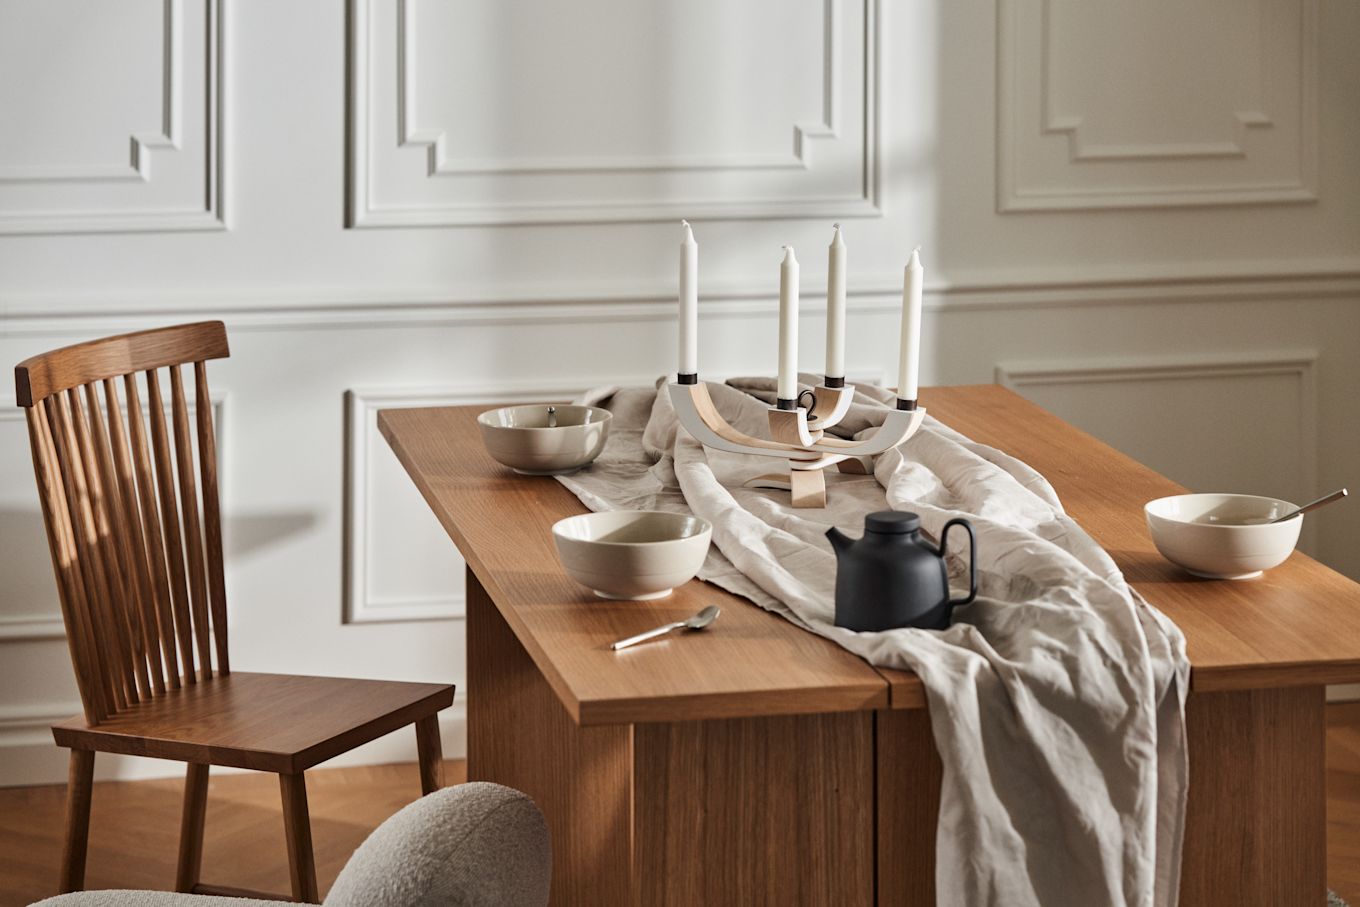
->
[865,511,921,534]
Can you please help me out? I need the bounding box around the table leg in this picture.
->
[1180,685,1326,905]
[466,566,876,906]
[876,708,941,906]
[466,568,633,906]
[633,712,875,905]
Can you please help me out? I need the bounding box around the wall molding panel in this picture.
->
[343,379,648,624]
[0,0,225,235]
[347,0,881,226]
[995,350,1320,390]
[0,404,65,640]
[0,615,66,642]
[395,0,842,177]
[0,703,80,750]
[997,0,1319,211]
[0,0,182,185]
[995,351,1320,533]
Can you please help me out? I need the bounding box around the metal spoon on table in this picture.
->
[1270,488,1348,523]
[610,605,721,651]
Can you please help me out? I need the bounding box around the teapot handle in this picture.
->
[940,518,978,606]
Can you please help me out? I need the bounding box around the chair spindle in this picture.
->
[122,372,183,690]
[194,360,230,675]
[170,364,213,681]
[145,369,200,684]
[102,378,169,695]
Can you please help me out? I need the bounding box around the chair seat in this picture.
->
[51,672,455,773]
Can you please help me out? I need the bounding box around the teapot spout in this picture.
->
[826,525,853,558]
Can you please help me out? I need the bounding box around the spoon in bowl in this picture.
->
[1270,488,1348,523]
[610,605,721,651]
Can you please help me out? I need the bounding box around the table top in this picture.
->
[379,384,1360,724]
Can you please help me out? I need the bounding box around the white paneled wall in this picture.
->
[1,0,1357,785]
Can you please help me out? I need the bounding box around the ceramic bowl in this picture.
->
[477,404,612,475]
[551,510,712,600]
[1144,493,1302,580]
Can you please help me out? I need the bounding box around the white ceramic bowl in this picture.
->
[477,404,611,475]
[552,510,712,600]
[1144,493,1302,580]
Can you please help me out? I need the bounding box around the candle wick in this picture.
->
[833,223,841,230]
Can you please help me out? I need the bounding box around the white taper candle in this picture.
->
[897,247,924,404]
[778,246,800,402]
[825,224,846,382]
[678,220,698,377]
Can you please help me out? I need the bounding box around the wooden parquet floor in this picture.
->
[1,704,1359,906]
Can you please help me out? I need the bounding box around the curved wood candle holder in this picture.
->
[668,381,926,508]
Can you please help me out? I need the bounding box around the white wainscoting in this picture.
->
[0,0,226,234]
[2,0,1359,788]
[346,0,880,226]
[996,0,1318,210]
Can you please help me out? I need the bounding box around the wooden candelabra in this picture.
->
[669,380,925,508]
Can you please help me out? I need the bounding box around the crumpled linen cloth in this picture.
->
[558,376,1190,907]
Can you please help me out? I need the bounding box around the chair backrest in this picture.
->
[16,322,232,725]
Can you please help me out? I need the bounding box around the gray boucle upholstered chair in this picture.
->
[31,783,551,907]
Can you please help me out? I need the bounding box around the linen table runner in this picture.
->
[558,377,1189,907]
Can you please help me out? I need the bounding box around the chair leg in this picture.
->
[58,749,95,894]
[415,714,444,795]
[279,772,319,903]
[175,763,210,892]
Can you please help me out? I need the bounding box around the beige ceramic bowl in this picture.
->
[1145,493,1302,580]
[552,510,712,600]
[477,404,611,475]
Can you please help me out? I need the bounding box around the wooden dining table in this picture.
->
[379,384,1360,906]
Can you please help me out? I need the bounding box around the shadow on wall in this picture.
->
[224,512,321,562]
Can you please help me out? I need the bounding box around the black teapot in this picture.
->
[827,511,977,632]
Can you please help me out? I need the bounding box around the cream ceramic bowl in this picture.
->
[477,404,611,475]
[552,510,712,600]
[1144,493,1302,580]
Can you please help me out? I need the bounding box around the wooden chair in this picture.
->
[15,322,455,904]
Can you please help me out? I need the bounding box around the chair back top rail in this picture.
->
[15,321,229,408]
[16,322,232,724]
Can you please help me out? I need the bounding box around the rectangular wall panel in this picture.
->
[344,380,648,623]
[996,352,1319,547]
[347,0,880,225]
[997,0,1318,210]
[0,0,225,234]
